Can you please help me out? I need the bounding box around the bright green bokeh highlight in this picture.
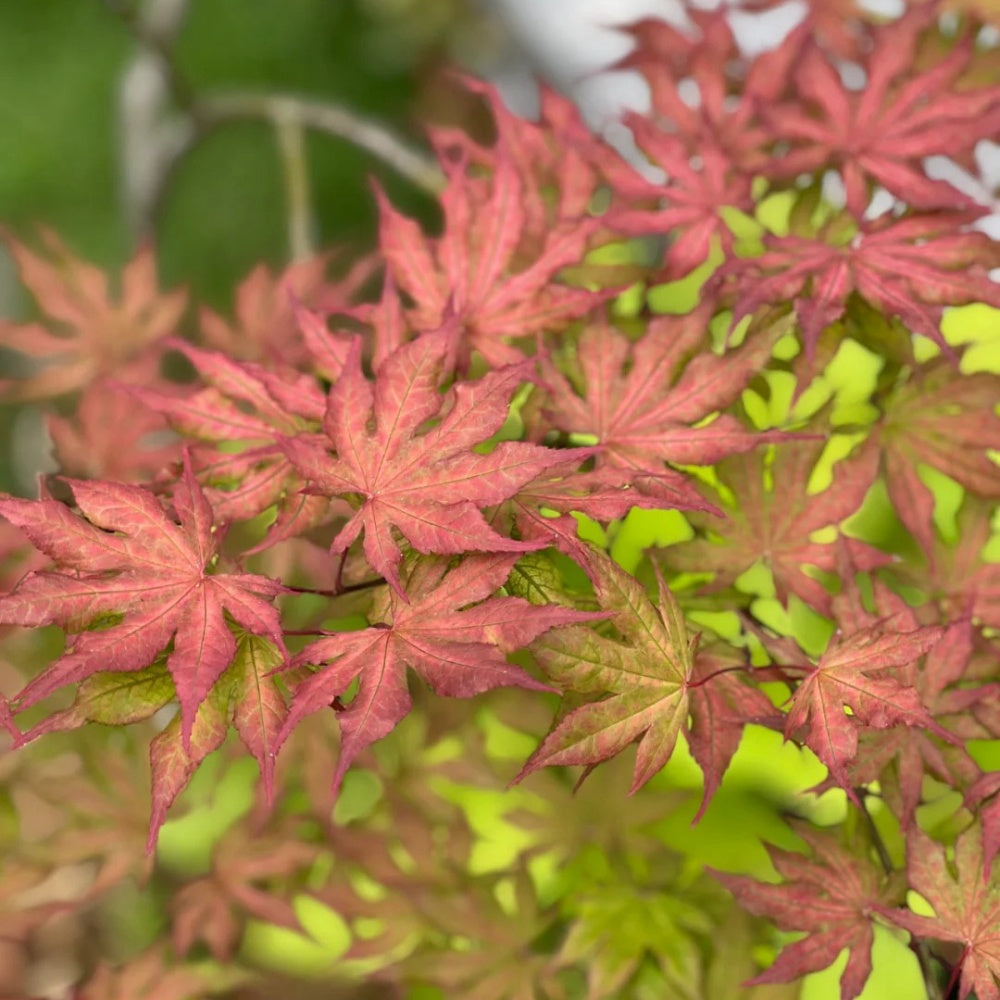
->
[156,754,257,875]
[241,896,351,975]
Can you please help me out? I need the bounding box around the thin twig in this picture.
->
[284,578,386,599]
[197,92,445,196]
[856,787,895,875]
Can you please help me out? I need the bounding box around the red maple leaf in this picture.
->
[280,553,599,793]
[536,306,791,479]
[877,361,1000,557]
[687,641,782,820]
[782,577,948,793]
[611,121,754,279]
[0,455,287,751]
[712,820,907,1000]
[739,0,878,60]
[340,272,410,371]
[281,329,573,595]
[617,9,791,173]
[514,553,694,793]
[721,211,1000,362]
[967,772,1000,874]
[762,6,1000,216]
[0,230,186,400]
[376,152,609,367]
[491,453,717,570]
[660,435,883,614]
[435,77,655,252]
[885,823,1000,1000]
[809,596,984,826]
[74,942,237,1000]
[133,339,330,540]
[171,822,318,961]
[198,251,375,367]
[0,520,48,594]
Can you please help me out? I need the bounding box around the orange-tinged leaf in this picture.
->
[0,230,186,399]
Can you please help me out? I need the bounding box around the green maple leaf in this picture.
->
[515,552,694,793]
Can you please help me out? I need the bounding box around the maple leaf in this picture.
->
[7,736,156,899]
[892,495,1000,629]
[0,455,287,753]
[6,633,287,850]
[884,823,1000,1000]
[687,640,781,820]
[280,553,599,793]
[659,435,884,615]
[515,553,693,793]
[0,522,47,594]
[132,339,330,539]
[311,776,479,961]
[810,608,984,827]
[720,211,1000,362]
[740,0,877,60]
[557,878,721,1000]
[400,865,566,1000]
[376,152,609,367]
[146,633,288,848]
[711,820,907,1000]
[782,575,949,793]
[171,823,318,961]
[0,230,186,400]
[611,119,754,279]
[198,251,375,366]
[967,772,1000,874]
[617,9,805,174]
[75,942,244,1000]
[340,271,410,371]
[537,306,792,480]
[491,457,716,568]
[436,77,655,254]
[281,330,572,595]
[877,361,1000,556]
[47,381,178,483]
[0,855,72,966]
[762,6,1000,216]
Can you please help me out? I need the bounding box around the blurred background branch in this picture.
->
[108,0,444,250]
[196,92,444,197]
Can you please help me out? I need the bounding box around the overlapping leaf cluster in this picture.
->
[0,1,998,997]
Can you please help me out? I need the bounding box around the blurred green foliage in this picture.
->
[0,0,441,296]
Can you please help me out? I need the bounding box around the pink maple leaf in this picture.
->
[281,329,573,595]
[280,553,600,793]
[376,152,610,367]
[0,455,287,750]
[762,6,1000,216]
